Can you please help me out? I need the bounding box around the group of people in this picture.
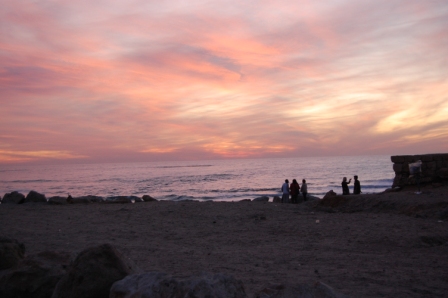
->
[341,175,361,195]
[281,179,308,204]
[280,175,362,203]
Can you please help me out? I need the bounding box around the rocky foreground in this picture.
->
[1,184,448,298]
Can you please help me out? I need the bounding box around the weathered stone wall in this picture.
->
[391,154,448,188]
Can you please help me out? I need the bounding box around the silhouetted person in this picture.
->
[67,194,73,204]
[281,179,290,203]
[301,179,308,201]
[341,177,351,195]
[290,179,300,204]
[353,175,361,194]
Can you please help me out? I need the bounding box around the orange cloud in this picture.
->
[1,0,448,164]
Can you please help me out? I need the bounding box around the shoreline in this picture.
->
[0,186,396,204]
[1,185,447,297]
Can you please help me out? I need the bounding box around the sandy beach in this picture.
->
[1,185,447,297]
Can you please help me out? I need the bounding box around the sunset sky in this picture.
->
[1,0,448,164]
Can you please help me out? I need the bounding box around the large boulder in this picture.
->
[67,196,92,204]
[318,192,349,209]
[110,272,247,298]
[52,244,139,298]
[0,237,25,270]
[25,190,47,203]
[254,282,348,298]
[72,195,104,203]
[384,187,402,193]
[302,194,320,201]
[0,250,72,298]
[142,195,157,202]
[48,196,69,205]
[2,191,25,204]
[272,196,282,203]
[253,196,269,202]
[67,195,104,204]
[322,190,337,199]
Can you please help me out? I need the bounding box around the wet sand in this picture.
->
[1,186,447,297]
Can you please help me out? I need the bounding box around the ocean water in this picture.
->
[0,155,395,201]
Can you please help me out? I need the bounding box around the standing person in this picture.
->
[301,179,308,201]
[341,177,351,195]
[353,175,361,194]
[290,179,300,204]
[281,179,290,203]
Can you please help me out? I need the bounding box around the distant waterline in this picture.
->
[0,156,395,201]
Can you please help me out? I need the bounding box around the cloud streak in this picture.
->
[1,0,447,163]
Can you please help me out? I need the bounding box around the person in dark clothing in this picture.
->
[353,175,361,194]
[341,177,351,195]
[290,179,300,204]
[301,179,308,201]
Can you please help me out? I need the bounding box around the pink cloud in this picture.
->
[1,0,448,164]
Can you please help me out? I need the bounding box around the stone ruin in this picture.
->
[391,153,448,188]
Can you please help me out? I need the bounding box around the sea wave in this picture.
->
[0,155,395,200]
[10,179,55,183]
[154,165,213,168]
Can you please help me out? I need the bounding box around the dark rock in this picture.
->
[110,272,247,298]
[0,251,71,298]
[391,154,448,188]
[253,196,269,202]
[52,243,139,298]
[0,237,25,270]
[104,196,140,204]
[402,162,410,174]
[2,191,25,204]
[384,187,402,193]
[405,155,420,162]
[48,196,69,205]
[238,199,252,202]
[82,195,104,203]
[439,168,448,178]
[142,195,157,202]
[423,161,437,170]
[318,193,349,209]
[393,163,403,173]
[391,155,406,163]
[433,154,444,161]
[392,174,402,188]
[69,195,104,203]
[254,282,348,298]
[272,196,282,203]
[303,194,320,201]
[130,196,143,203]
[323,190,337,199]
[104,197,129,204]
[25,190,47,203]
[421,155,434,162]
[70,196,93,204]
